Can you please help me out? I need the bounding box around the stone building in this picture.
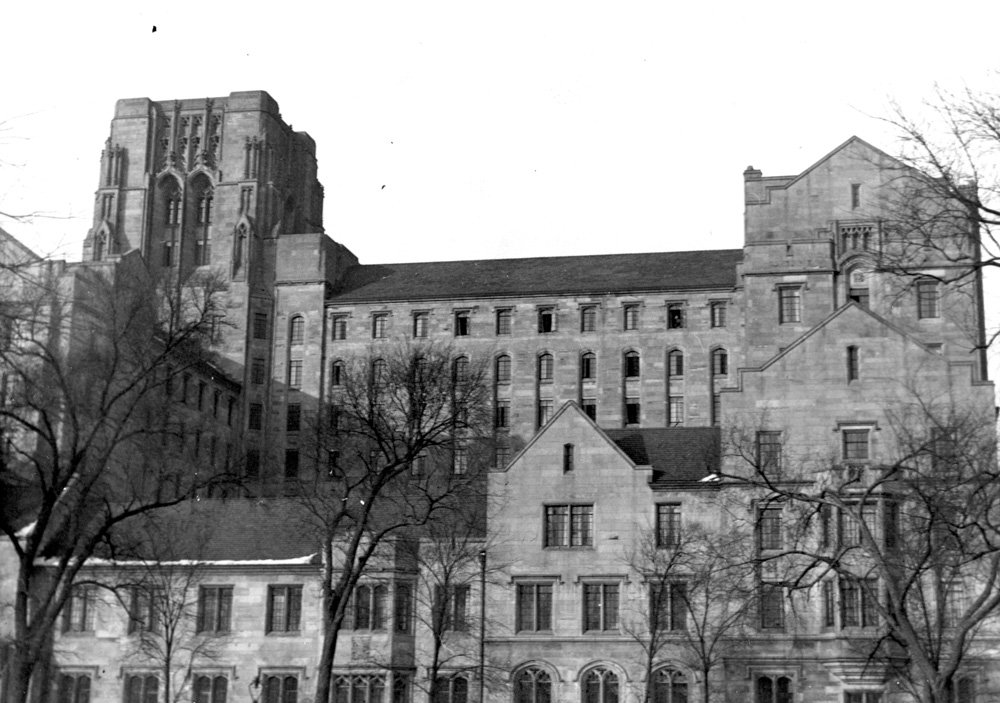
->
[4,92,996,703]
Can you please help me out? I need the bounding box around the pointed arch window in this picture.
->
[514,668,551,703]
[583,668,618,703]
[652,669,687,703]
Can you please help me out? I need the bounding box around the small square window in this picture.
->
[544,504,593,547]
[454,311,470,337]
[710,302,727,328]
[413,312,428,338]
[623,304,639,331]
[667,303,685,329]
[496,309,512,335]
[538,307,556,333]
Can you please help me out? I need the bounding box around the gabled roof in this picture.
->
[604,427,721,484]
[784,135,909,189]
[329,249,742,303]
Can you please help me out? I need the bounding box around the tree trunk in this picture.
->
[4,651,35,703]
[701,664,710,703]
[314,611,340,703]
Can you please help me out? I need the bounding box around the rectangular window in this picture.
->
[288,360,303,390]
[840,578,878,628]
[251,358,266,385]
[128,587,161,634]
[495,400,510,429]
[759,507,783,550]
[710,302,727,328]
[625,397,640,426]
[945,581,965,628]
[284,449,299,479]
[656,504,681,547]
[917,280,940,319]
[624,352,640,378]
[286,404,301,432]
[582,398,597,421]
[845,693,882,703]
[544,504,593,547]
[496,356,511,384]
[757,431,782,472]
[851,183,862,209]
[650,582,687,632]
[162,240,174,267]
[537,307,556,333]
[822,581,835,627]
[372,313,388,339]
[537,399,553,428]
[842,429,870,461]
[778,287,802,324]
[496,308,512,335]
[413,312,428,338]
[253,312,269,340]
[262,675,297,703]
[667,303,685,329]
[454,311,470,336]
[711,393,721,427]
[839,502,878,547]
[349,584,387,630]
[331,315,348,340]
[436,585,470,632]
[668,396,684,427]
[580,306,597,332]
[495,443,510,469]
[583,583,619,632]
[246,448,260,479]
[453,444,468,475]
[847,346,859,381]
[197,586,233,633]
[63,587,95,633]
[516,583,553,632]
[581,353,597,381]
[192,675,227,703]
[623,304,639,331]
[394,584,413,633]
[563,443,574,473]
[266,585,302,632]
[759,584,784,629]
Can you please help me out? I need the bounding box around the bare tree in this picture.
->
[0,256,230,703]
[624,517,755,703]
[721,391,1000,703]
[108,510,230,703]
[295,342,494,703]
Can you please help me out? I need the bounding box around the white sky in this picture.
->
[5,1,1000,378]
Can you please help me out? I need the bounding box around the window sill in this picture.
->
[265,630,302,637]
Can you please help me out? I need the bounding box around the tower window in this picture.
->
[778,287,802,324]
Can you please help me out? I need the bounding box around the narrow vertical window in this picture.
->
[851,183,861,209]
[668,397,684,427]
[538,307,556,333]
[331,315,348,340]
[711,349,728,375]
[563,444,574,473]
[288,360,303,390]
[413,312,428,338]
[537,399,553,428]
[656,504,680,547]
[454,311,470,337]
[289,316,304,345]
[625,397,640,426]
[581,352,597,381]
[372,313,388,339]
[847,346,859,381]
[917,279,940,319]
[710,302,727,328]
[580,306,597,332]
[668,350,684,377]
[537,353,554,383]
[495,355,511,384]
[495,400,510,429]
[624,351,640,378]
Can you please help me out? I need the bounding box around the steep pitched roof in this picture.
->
[329,249,742,303]
[603,427,721,484]
[784,135,909,188]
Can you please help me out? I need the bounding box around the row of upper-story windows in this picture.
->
[328,301,730,342]
[60,581,436,637]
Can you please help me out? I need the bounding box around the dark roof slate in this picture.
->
[329,249,743,302]
[603,427,721,484]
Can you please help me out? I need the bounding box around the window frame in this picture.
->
[537,307,556,334]
[197,586,233,634]
[288,360,303,390]
[656,504,681,548]
[624,350,640,379]
[515,583,554,632]
[842,427,871,462]
[667,396,684,427]
[667,349,684,377]
[454,310,471,337]
[582,582,620,632]
[759,584,785,630]
[266,585,303,633]
[495,355,512,385]
[537,353,554,383]
[413,312,429,338]
[544,504,594,548]
[289,316,305,345]
[372,313,388,339]
[623,304,639,331]
[496,308,512,336]
[917,279,940,319]
[580,352,597,382]
[650,582,688,632]
[331,314,348,340]
[756,431,782,472]
[710,301,727,328]
[666,303,685,330]
[778,286,802,324]
[580,305,597,333]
